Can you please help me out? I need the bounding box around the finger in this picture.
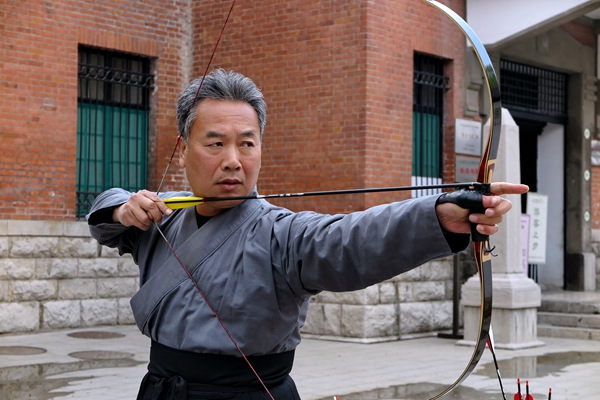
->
[153,198,173,216]
[474,222,499,236]
[470,212,504,226]
[489,182,529,196]
[480,194,514,215]
[133,190,167,223]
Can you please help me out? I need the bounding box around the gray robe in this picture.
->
[88,189,467,356]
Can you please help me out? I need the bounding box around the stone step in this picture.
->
[536,292,600,340]
[537,324,600,340]
[539,291,600,314]
[537,311,600,329]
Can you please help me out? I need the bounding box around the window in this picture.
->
[500,59,568,123]
[412,53,448,197]
[77,47,154,217]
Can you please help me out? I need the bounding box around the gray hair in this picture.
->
[176,69,267,142]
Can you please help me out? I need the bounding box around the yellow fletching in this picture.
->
[164,196,204,210]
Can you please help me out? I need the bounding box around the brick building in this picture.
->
[0,0,487,338]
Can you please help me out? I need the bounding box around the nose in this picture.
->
[221,146,242,171]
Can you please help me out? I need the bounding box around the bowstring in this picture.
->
[155,0,237,194]
[152,1,275,398]
[153,221,274,399]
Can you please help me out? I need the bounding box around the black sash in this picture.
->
[136,341,300,400]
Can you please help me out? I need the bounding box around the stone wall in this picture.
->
[0,220,137,333]
[591,229,600,290]
[302,257,457,342]
[1,219,460,339]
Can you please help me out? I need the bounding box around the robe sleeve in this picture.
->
[86,188,192,257]
[277,194,470,294]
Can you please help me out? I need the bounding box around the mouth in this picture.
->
[218,178,242,191]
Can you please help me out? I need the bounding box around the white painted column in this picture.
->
[461,108,544,349]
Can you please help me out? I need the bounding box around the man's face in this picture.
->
[178,99,262,216]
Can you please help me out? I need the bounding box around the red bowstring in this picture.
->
[155,0,237,194]
[153,1,275,398]
[153,223,274,399]
[192,0,237,105]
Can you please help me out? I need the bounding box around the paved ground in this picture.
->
[0,325,599,400]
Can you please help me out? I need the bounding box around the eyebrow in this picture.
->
[205,130,258,139]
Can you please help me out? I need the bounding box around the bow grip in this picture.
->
[437,186,489,243]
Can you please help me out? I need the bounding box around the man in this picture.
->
[88,69,528,400]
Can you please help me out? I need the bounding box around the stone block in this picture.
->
[10,237,59,258]
[9,236,58,258]
[12,280,57,301]
[100,245,121,258]
[341,304,396,338]
[117,298,135,324]
[42,300,81,329]
[378,282,397,303]
[81,299,118,326]
[0,237,8,257]
[397,282,413,302]
[410,281,445,301]
[304,302,342,336]
[462,273,543,349]
[118,257,139,276]
[332,286,380,305]
[0,302,39,333]
[97,277,137,298]
[431,300,453,329]
[0,258,35,279]
[0,281,9,301]
[35,258,78,279]
[399,302,433,334]
[58,278,97,299]
[59,237,98,258]
[62,221,91,237]
[78,258,119,277]
[6,220,63,236]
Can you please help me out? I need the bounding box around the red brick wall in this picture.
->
[191,0,467,213]
[1,0,468,220]
[0,0,186,220]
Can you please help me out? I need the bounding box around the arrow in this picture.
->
[514,378,523,400]
[486,330,507,400]
[163,182,489,210]
[525,380,534,400]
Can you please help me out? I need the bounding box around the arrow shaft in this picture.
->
[164,182,488,209]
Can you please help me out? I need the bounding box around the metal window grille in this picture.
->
[500,59,568,123]
[76,47,154,217]
[412,53,449,198]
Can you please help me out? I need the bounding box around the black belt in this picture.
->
[136,340,298,399]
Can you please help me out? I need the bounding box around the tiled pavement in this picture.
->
[0,324,599,400]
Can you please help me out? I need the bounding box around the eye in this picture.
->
[241,141,256,148]
[208,141,223,147]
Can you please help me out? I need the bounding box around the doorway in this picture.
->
[517,118,565,290]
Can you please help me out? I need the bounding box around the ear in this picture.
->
[178,136,187,168]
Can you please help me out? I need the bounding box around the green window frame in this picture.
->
[76,47,154,217]
[412,53,448,197]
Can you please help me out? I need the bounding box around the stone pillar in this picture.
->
[565,73,596,291]
[461,109,544,349]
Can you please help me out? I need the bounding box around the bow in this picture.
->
[154,1,502,398]
[422,1,502,399]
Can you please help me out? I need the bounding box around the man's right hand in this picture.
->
[113,189,173,230]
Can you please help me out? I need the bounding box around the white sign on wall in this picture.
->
[455,118,482,156]
[520,214,531,275]
[455,155,480,182]
[526,193,548,265]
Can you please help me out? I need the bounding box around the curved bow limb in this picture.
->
[421,1,502,399]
